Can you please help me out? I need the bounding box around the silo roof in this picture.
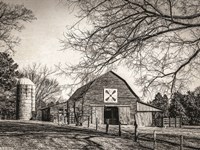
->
[17,78,35,85]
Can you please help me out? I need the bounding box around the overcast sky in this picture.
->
[4,0,200,101]
[3,0,143,99]
[7,0,80,67]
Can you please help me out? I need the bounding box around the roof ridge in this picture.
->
[109,71,140,100]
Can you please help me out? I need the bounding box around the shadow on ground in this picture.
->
[0,121,144,150]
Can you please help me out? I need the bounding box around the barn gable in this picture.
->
[69,71,139,102]
[83,71,140,105]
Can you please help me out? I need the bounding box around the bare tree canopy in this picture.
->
[61,0,200,95]
[20,64,62,108]
[0,1,35,52]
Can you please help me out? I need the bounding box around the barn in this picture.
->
[41,71,162,127]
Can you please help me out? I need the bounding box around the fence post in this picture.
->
[175,117,177,128]
[106,119,109,134]
[134,120,138,142]
[118,121,121,136]
[88,116,90,128]
[180,135,183,150]
[153,130,157,150]
[67,112,70,125]
[67,101,70,124]
[96,118,98,130]
[57,110,60,125]
[63,106,66,124]
[180,116,182,128]
[169,117,171,127]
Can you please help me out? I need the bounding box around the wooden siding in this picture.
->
[136,112,152,127]
[119,107,130,125]
[137,102,162,112]
[92,106,104,124]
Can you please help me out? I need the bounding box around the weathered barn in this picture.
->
[67,71,162,126]
[41,71,162,126]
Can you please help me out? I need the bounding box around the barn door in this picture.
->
[104,107,119,125]
[92,107,104,124]
[119,107,130,125]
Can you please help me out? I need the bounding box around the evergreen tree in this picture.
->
[185,91,200,125]
[0,52,18,91]
[169,92,189,124]
[0,52,19,119]
[151,93,169,117]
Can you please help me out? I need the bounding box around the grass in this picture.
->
[0,120,143,150]
[0,120,200,149]
[76,122,200,150]
[137,127,200,150]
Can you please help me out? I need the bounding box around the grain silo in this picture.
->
[16,78,35,120]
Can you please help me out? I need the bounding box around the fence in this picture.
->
[54,112,93,125]
[154,116,182,128]
[55,114,199,149]
[0,112,16,120]
[138,131,200,150]
[163,117,182,128]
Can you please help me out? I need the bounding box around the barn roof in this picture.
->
[137,101,162,112]
[69,71,140,101]
[69,80,95,101]
[111,71,140,99]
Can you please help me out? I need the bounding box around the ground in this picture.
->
[0,120,200,150]
[0,120,141,150]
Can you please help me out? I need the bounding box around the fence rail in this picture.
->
[154,116,182,128]
[138,131,200,150]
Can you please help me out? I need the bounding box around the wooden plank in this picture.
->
[136,112,152,127]
[119,107,130,124]
[95,106,104,124]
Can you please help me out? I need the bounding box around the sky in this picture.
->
[3,0,200,101]
[8,0,80,67]
[3,0,142,100]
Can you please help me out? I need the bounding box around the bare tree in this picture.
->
[0,1,35,53]
[61,0,200,95]
[56,63,103,96]
[20,64,62,109]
